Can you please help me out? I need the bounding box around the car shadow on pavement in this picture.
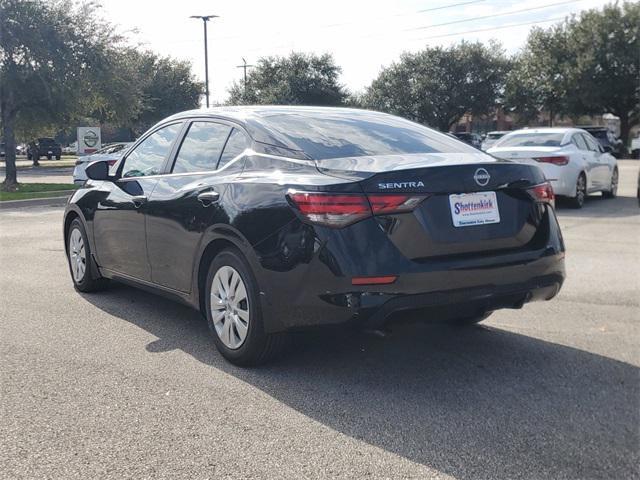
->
[83,284,639,480]
[555,194,639,218]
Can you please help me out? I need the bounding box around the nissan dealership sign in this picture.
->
[77,127,101,155]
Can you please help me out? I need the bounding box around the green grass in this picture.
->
[0,183,80,201]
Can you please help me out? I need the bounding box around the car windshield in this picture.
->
[496,132,565,147]
[257,112,477,160]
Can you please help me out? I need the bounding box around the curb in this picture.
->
[0,195,71,209]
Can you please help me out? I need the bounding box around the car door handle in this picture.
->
[197,190,220,206]
[131,195,147,208]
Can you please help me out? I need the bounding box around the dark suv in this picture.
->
[580,127,623,158]
[28,138,62,161]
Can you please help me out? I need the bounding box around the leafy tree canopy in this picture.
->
[361,41,509,131]
[227,52,348,106]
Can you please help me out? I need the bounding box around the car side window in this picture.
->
[122,124,182,178]
[582,134,600,152]
[218,128,250,169]
[173,122,232,173]
[572,134,589,151]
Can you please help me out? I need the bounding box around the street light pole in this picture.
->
[236,57,254,91]
[190,14,219,108]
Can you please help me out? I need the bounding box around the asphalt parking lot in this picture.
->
[1,161,638,479]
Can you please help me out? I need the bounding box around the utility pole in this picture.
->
[236,57,254,90]
[190,14,219,108]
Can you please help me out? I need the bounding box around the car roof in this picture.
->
[162,105,416,151]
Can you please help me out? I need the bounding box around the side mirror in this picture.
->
[86,160,111,181]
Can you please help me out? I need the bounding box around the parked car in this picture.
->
[64,106,565,365]
[452,132,482,149]
[488,128,618,208]
[27,138,62,160]
[63,141,78,155]
[579,126,624,158]
[481,131,509,151]
[73,142,133,184]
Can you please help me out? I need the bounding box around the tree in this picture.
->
[128,50,203,134]
[0,0,124,188]
[361,41,508,131]
[505,2,639,144]
[565,2,640,146]
[227,52,347,106]
[504,25,572,125]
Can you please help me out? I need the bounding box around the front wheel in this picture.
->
[602,168,618,199]
[205,248,287,366]
[568,173,587,209]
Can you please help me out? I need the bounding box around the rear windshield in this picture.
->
[496,132,564,148]
[258,112,477,160]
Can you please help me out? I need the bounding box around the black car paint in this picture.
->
[65,107,565,333]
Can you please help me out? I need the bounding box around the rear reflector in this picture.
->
[534,156,569,166]
[528,182,555,207]
[352,275,397,285]
[287,192,426,228]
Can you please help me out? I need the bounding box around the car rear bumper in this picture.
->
[257,249,565,333]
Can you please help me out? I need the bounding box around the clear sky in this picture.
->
[99,0,608,104]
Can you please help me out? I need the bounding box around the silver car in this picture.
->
[73,142,133,184]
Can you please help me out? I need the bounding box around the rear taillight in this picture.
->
[533,156,569,166]
[287,192,427,227]
[528,182,555,207]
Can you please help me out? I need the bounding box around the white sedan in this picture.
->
[488,128,618,208]
[73,142,133,184]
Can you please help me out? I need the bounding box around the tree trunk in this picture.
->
[1,107,18,189]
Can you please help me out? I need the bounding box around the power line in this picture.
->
[416,15,567,40]
[407,0,583,31]
[416,0,487,14]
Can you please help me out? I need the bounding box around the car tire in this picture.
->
[67,218,108,292]
[602,168,618,199]
[452,311,493,326]
[205,248,288,366]
[568,173,587,209]
[47,154,52,160]
[55,155,61,160]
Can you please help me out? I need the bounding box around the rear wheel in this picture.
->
[67,218,108,292]
[568,173,587,209]
[55,155,61,160]
[205,248,287,366]
[602,168,618,199]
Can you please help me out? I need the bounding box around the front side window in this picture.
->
[122,123,182,178]
[173,122,232,173]
[218,128,250,169]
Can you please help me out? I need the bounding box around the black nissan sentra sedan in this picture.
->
[64,106,565,365]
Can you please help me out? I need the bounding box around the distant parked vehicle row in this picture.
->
[27,138,62,161]
[488,127,618,208]
[73,142,133,184]
[451,132,482,149]
[481,131,509,151]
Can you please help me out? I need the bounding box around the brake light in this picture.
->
[287,192,427,227]
[533,156,569,166]
[528,182,555,207]
[367,194,427,214]
[288,193,371,227]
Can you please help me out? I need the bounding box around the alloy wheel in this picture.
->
[610,169,618,196]
[210,265,250,350]
[69,228,86,282]
[576,175,586,206]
